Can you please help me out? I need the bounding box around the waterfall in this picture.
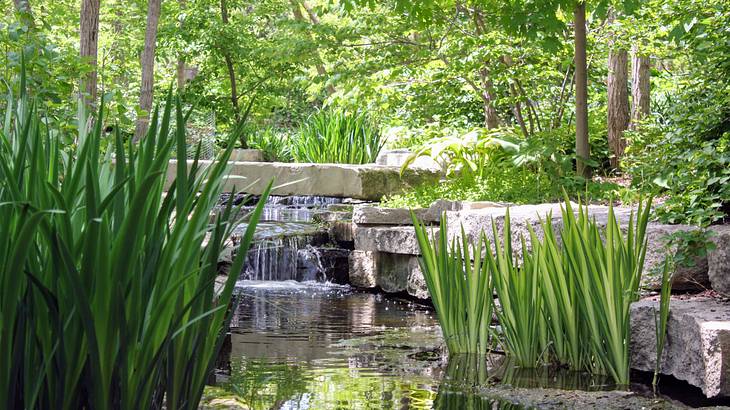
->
[236,195,350,283]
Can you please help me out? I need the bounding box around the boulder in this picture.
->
[630,297,730,398]
[230,148,264,162]
[375,149,441,170]
[353,225,440,255]
[353,206,434,226]
[708,225,730,295]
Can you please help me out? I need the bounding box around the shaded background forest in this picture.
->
[2,0,729,225]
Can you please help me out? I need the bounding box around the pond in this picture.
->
[202,195,711,409]
[203,282,653,409]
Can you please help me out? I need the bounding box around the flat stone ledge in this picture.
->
[353,200,508,226]
[630,297,730,398]
[165,160,439,201]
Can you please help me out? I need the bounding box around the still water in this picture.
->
[205,282,623,409]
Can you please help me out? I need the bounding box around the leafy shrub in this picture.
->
[0,77,270,409]
[246,127,293,162]
[291,109,384,164]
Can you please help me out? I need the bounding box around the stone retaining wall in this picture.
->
[350,201,716,299]
[166,160,439,201]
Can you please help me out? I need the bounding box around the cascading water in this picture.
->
[232,195,349,283]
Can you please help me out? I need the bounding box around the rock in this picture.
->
[349,250,378,287]
[353,205,431,226]
[230,148,264,162]
[165,160,440,201]
[406,257,429,299]
[348,250,429,299]
[329,220,353,245]
[642,224,710,291]
[377,253,410,293]
[375,149,441,170]
[354,225,429,255]
[630,297,730,398]
[353,202,711,293]
[708,225,730,295]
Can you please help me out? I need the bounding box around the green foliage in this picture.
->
[653,259,672,391]
[486,210,546,367]
[412,198,652,385]
[291,109,384,164]
[411,214,494,355]
[0,75,270,409]
[620,0,730,225]
[245,127,292,162]
[385,124,620,209]
[556,198,651,384]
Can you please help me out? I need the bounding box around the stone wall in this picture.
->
[166,160,439,201]
[349,201,716,299]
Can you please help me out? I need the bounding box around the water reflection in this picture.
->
[212,284,620,409]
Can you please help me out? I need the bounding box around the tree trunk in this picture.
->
[13,0,35,26]
[510,82,529,137]
[478,68,500,129]
[607,48,629,169]
[220,0,240,123]
[133,0,162,141]
[177,0,187,93]
[574,2,590,178]
[630,48,650,129]
[291,0,336,96]
[79,0,100,108]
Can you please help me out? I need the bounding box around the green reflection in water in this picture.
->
[204,357,437,409]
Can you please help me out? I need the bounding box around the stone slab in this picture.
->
[352,200,508,226]
[375,149,441,170]
[165,160,439,201]
[349,250,378,288]
[348,250,429,299]
[231,149,264,162]
[630,297,730,398]
[708,225,730,295]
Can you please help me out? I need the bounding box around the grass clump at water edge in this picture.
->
[0,72,271,409]
[411,197,652,385]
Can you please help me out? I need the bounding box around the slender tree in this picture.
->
[177,0,188,93]
[291,0,337,96]
[79,0,101,108]
[574,1,590,178]
[13,0,35,27]
[630,47,650,128]
[134,0,163,141]
[607,47,629,169]
[220,0,241,123]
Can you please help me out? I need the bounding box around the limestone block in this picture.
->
[708,225,730,295]
[349,250,378,288]
[630,297,730,398]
